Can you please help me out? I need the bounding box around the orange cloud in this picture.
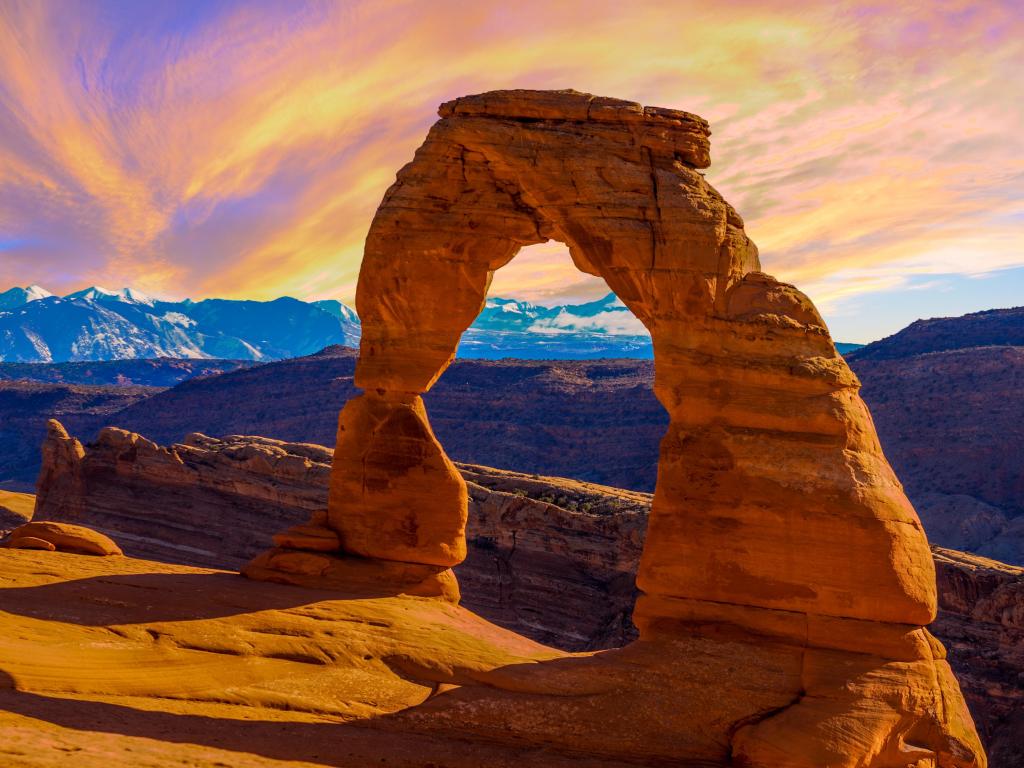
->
[0,0,1021,340]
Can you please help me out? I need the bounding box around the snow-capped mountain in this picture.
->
[0,285,860,362]
[472,294,646,335]
[0,284,53,310]
[458,293,654,359]
[463,293,862,358]
[312,299,360,325]
[64,286,156,306]
[0,286,360,362]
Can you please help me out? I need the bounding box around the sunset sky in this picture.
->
[1,0,1022,342]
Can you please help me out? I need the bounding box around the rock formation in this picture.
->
[933,548,1024,767]
[2,521,121,555]
[239,89,985,765]
[33,424,647,649]
[33,422,334,569]
[32,424,1024,760]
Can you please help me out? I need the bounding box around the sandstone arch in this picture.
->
[248,90,984,767]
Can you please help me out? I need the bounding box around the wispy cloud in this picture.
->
[0,0,1021,341]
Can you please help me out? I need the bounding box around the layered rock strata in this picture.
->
[33,421,328,570]
[33,424,647,649]
[241,89,984,765]
[933,548,1024,767]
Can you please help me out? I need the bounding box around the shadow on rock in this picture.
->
[0,669,633,768]
[0,570,425,625]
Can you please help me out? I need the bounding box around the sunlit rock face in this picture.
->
[249,90,985,767]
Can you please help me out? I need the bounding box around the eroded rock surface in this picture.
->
[240,89,984,765]
[30,426,1024,759]
[934,548,1024,767]
[0,548,595,768]
[33,423,647,650]
[2,521,121,556]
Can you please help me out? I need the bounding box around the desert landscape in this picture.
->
[3,3,1024,767]
[2,88,1014,767]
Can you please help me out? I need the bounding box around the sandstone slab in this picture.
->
[30,425,1018,761]
[5,535,55,551]
[4,521,121,556]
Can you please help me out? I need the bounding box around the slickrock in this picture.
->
[0,488,34,533]
[28,426,1022,760]
[3,521,121,556]
[33,423,646,649]
[240,89,984,765]
[0,548,605,768]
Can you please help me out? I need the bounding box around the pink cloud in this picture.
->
[0,0,1019,339]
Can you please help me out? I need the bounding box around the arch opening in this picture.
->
[428,239,659,493]
[459,239,652,361]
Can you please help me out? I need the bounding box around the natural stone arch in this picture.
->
[336,88,932,625]
[249,90,984,767]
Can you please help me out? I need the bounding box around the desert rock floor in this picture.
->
[0,549,638,768]
[0,489,34,528]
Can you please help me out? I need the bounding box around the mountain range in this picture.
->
[0,285,861,362]
[0,284,359,362]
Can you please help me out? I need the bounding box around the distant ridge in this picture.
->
[0,284,52,309]
[847,306,1024,361]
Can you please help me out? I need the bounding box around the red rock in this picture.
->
[5,521,121,556]
[33,424,648,649]
[271,518,340,551]
[38,88,990,765]
[4,535,55,551]
[32,427,335,568]
[27,424,1018,758]
[242,548,459,602]
[295,88,980,766]
[328,394,467,567]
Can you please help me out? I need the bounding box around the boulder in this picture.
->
[4,521,121,556]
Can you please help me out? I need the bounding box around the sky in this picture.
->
[0,0,1022,342]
